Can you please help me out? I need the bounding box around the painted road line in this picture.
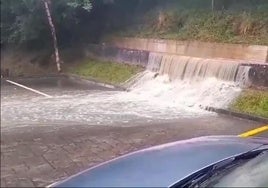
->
[239,125,268,138]
[6,79,52,98]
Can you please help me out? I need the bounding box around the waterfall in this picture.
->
[123,52,249,109]
[147,53,249,84]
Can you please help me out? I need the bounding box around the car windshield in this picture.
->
[202,151,268,187]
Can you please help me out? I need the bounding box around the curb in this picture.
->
[205,107,268,123]
[63,73,127,91]
[239,125,268,138]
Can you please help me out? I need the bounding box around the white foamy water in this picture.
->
[126,71,241,108]
[1,71,241,127]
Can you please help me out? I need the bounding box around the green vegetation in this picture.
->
[1,0,268,49]
[69,58,143,84]
[1,0,91,48]
[231,90,268,118]
[0,0,148,49]
[116,6,268,45]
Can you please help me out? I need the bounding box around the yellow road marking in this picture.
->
[239,125,268,138]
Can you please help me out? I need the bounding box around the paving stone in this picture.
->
[12,164,29,177]
[0,178,7,187]
[1,117,261,187]
[1,167,15,179]
[15,178,35,187]
[31,170,68,187]
[30,144,49,155]
[5,178,19,187]
[26,163,55,177]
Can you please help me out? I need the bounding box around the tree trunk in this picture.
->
[42,0,61,72]
[211,0,215,11]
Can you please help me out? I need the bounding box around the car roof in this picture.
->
[52,136,267,187]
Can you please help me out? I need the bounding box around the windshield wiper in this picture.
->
[173,148,267,188]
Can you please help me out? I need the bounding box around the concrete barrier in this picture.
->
[105,37,268,63]
[85,44,149,67]
[205,106,268,124]
[86,38,268,88]
[247,64,268,88]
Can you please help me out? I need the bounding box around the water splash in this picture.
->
[126,71,241,109]
[125,53,246,109]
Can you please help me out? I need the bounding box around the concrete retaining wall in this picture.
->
[86,38,268,88]
[85,44,149,67]
[247,64,268,88]
[105,37,268,63]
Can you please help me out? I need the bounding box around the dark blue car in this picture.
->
[49,136,268,187]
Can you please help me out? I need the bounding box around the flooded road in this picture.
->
[0,76,264,187]
[1,75,211,128]
[1,75,263,133]
[1,73,242,128]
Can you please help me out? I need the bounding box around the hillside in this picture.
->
[109,0,268,45]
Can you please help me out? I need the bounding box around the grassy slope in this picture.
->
[230,90,268,118]
[115,8,268,45]
[68,58,143,85]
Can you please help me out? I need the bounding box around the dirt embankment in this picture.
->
[1,49,56,77]
[1,47,85,78]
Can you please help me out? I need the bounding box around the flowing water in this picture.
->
[146,53,249,83]
[1,53,249,127]
[124,53,251,109]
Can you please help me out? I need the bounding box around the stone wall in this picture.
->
[105,37,268,63]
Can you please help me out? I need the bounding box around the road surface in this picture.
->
[0,76,265,187]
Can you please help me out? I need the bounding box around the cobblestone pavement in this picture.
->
[1,116,262,187]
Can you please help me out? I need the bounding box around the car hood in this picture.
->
[52,136,268,187]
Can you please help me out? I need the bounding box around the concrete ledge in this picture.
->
[63,73,127,91]
[84,43,268,88]
[106,37,268,63]
[205,106,268,123]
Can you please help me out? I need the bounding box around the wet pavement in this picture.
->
[0,76,265,187]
